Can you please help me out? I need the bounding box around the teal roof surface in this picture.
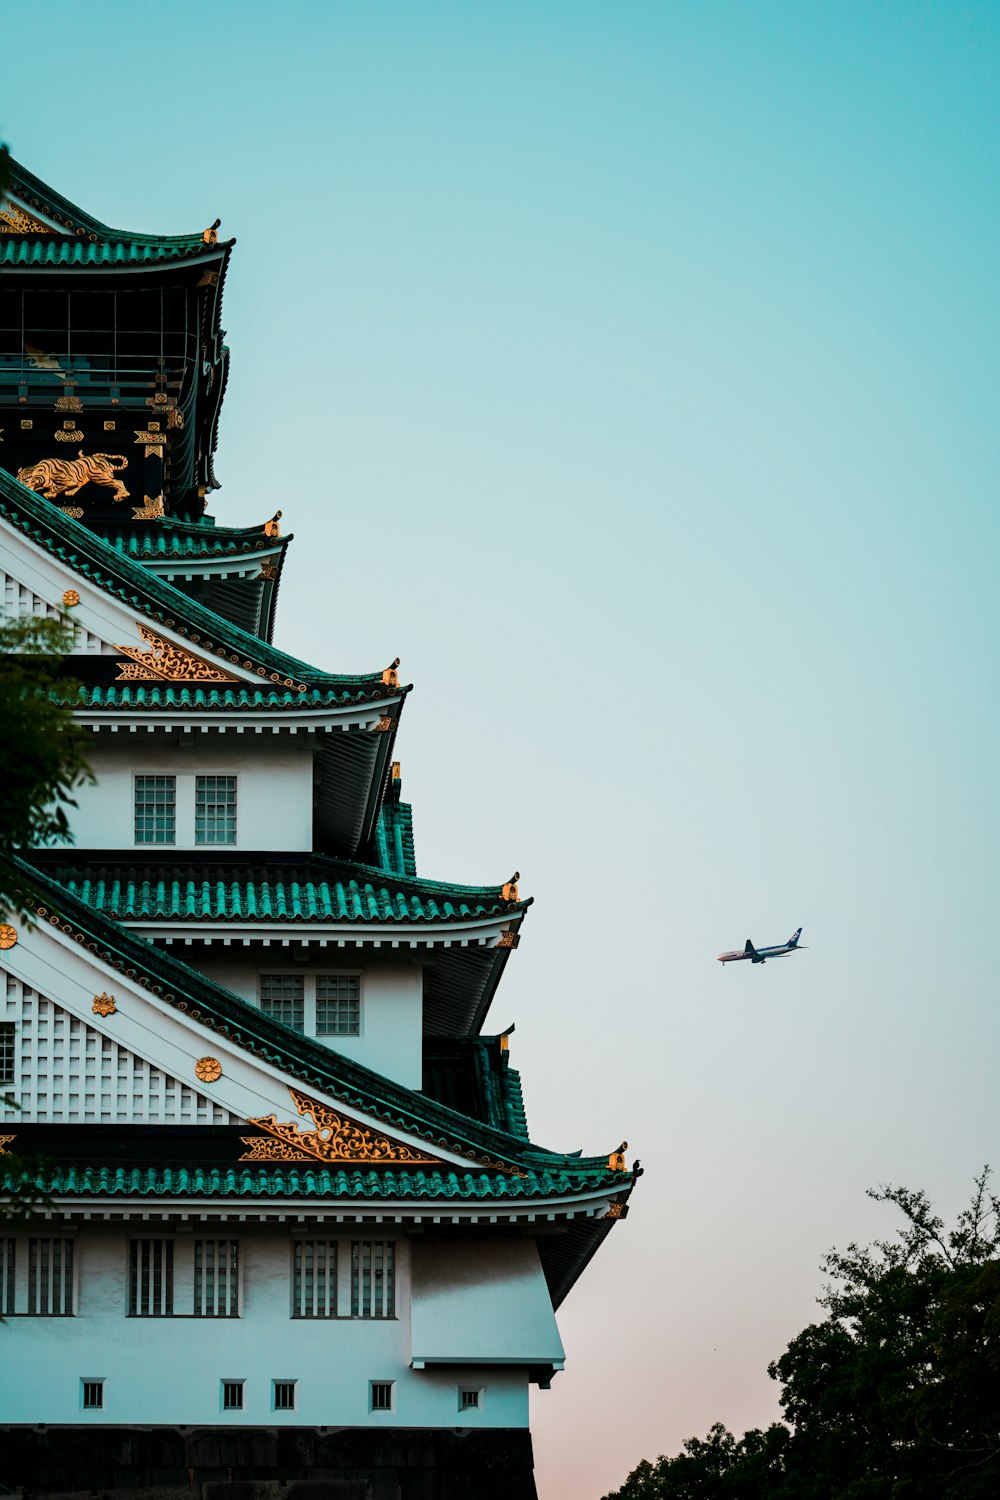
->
[374,785,417,878]
[101,518,290,563]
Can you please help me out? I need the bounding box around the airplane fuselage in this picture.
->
[717,929,805,964]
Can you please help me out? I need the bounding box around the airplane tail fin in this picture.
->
[744,939,756,955]
[788,927,803,947]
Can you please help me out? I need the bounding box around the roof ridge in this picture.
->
[7,157,229,248]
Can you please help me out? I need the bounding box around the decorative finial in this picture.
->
[608,1141,628,1172]
[499,1022,516,1054]
[501,872,520,902]
[263,510,282,537]
[202,218,221,244]
[382,657,401,688]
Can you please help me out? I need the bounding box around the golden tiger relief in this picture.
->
[17,451,129,503]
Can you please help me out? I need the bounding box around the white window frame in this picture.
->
[257,971,363,1040]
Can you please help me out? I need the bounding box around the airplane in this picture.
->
[717,927,805,965]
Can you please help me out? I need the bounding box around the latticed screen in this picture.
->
[134,776,176,844]
[0,1022,14,1084]
[128,1238,173,1316]
[27,1238,74,1314]
[351,1240,395,1318]
[260,975,304,1032]
[0,1238,15,1316]
[195,775,237,845]
[194,1239,239,1317]
[292,1240,338,1318]
[316,976,360,1036]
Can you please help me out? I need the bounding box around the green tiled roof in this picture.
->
[0,468,402,699]
[72,683,381,712]
[374,788,417,878]
[39,852,526,926]
[101,518,290,563]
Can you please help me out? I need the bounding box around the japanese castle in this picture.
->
[0,160,638,1495]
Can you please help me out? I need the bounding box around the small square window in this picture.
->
[222,1380,244,1411]
[82,1379,104,1410]
[459,1387,481,1411]
[195,775,237,846]
[369,1380,393,1412]
[272,1380,296,1412]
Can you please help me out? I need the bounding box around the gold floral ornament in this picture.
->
[115,624,241,683]
[242,1088,444,1167]
[0,925,17,950]
[195,1057,223,1083]
[92,992,116,1017]
[62,589,80,608]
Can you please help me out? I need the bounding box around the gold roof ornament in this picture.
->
[17,452,129,503]
[0,1136,16,1156]
[132,495,165,521]
[202,218,221,244]
[242,1088,443,1167]
[195,1056,222,1083]
[263,510,282,537]
[92,992,117,1017]
[608,1141,628,1173]
[0,924,17,950]
[381,657,400,688]
[62,589,80,608]
[501,872,520,903]
[115,623,242,683]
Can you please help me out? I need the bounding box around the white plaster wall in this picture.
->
[410,1238,565,1367]
[68,742,314,851]
[0,1227,530,1429]
[194,956,424,1091]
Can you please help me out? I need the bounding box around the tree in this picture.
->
[0,613,93,914]
[603,1172,1000,1500]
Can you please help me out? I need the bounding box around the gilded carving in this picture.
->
[604,1201,625,1220]
[259,563,278,581]
[115,624,242,683]
[241,1088,443,1167]
[496,929,519,950]
[20,419,32,430]
[59,508,84,519]
[92,992,117,1017]
[0,925,17,950]
[195,1056,223,1083]
[198,270,220,287]
[17,452,129,503]
[0,205,51,233]
[62,589,80,607]
[501,873,520,903]
[608,1141,628,1173]
[263,511,282,538]
[132,495,165,521]
[0,1137,16,1156]
[381,657,401,688]
[375,716,394,733]
[55,394,83,412]
[103,421,116,431]
[54,429,84,443]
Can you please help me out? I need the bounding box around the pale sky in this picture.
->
[3,4,999,1496]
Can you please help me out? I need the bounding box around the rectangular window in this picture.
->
[27,1238,74,1315]
[316,976,361,1037]
[195,1239,239,1318]
[0,1238,15,1316]
[128,1238,173,1317]
[351,1240,395,1319]
[260,975,304,1033]
[459,1387,481,1411]
[0,1022,14,1085]
[195,775,237,846]
[369,1380,393,1412]
[134,775,176,844]
[292,1239,338,1319]
[81,1379,104,1410]
[222,1380,244,1412]
[272,1380,296,1412]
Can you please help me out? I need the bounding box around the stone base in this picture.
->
[0,1427,538,1500]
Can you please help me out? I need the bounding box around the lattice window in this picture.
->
[272,1380,296,1411]
[195,775,237,846]
[3,979,235,1125]
[0,1238,15,1316]
[291,1240,338,1319]
[0,1022,14,1085]
[260,975,304,1033]
[316,976,360,1037]
[351,1240,395,1319]
[369,1380,393,1412]
[134,775,176,844]
[194,1239,239,1317]
[27,1238,74,1315]
[128,1238,173,1316]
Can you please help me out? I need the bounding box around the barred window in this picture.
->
[0,1238,15,1316]
[316,976,360,1037]
[272,1380,296,1411]
[128,1238,173,1316]
[260,975,304,1033]
[28,1238,74,1315]
[82,1379,104,1410]
[351,1240,395,1319]
[0,1022,14,1085]
[291,1240,338,1319]
[195,1239,239,1317]
[195,775,237,846]
[369,1380,393,1412]
[134,776,176,844]
[459,1387,481,1411]
[222,1380,244,1411]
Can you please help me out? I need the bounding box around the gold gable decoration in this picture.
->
[115,624,242,683]
[0,205,51,234]
[241,1088,444,1167]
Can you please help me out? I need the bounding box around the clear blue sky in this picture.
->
[4,4,999,1496]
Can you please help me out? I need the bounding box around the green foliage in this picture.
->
[0,613,93,913]
[603,1172,1000,1500]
